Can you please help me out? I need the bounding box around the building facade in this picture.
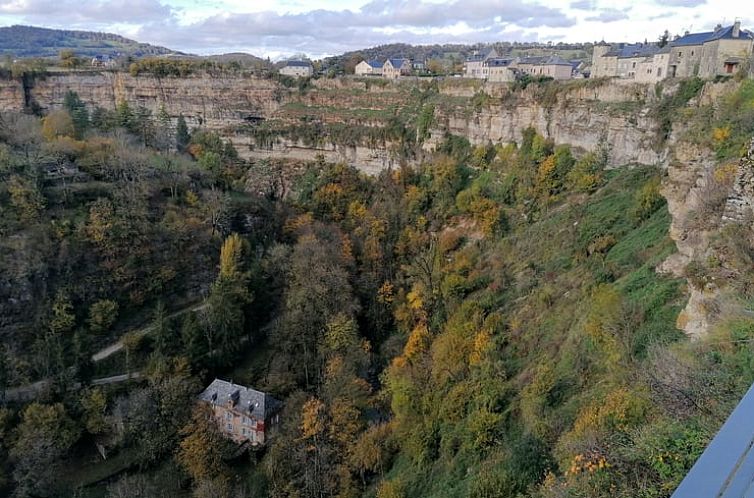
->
[354,59,383,76]
[514,55,573,80]
[198,379,281,445]
[482,57,516,82]
[593,22,753,81]
[383,58,412,79]
[464,48,499,78]
[280,60,313,78]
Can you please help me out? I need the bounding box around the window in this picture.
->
[678,51,682,57]
[226,412,232,420]
[243,416,250,425]
[227,423,232,431]
[657,68,662,77]
[691,51,694,56]
[632,62,636,68]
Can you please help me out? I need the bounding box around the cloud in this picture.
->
[128,0,574,56]
[569,0,594,10]
[585,8,630,22]
[0,0,174,26]
[654,0,706,6]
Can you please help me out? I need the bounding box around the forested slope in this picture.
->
[0,76,753,498]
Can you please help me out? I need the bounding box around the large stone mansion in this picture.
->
[198,379,282,445]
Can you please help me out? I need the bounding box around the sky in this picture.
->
[0,0,750,59]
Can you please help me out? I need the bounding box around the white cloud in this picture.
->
[0,0,748,58]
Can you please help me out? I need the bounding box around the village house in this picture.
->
[280,60,313,78]
[354,59,383,76]
[514,55,573,80]
[592,22,753,81]
[198,379,282,445]
[464,47,499,78]
[91,55,116,69]
[382,58,412,79]
[481,57,517,82]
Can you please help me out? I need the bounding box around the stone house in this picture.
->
[464,48,499,78]
[698,22,754,77]
[481,58,517,82]
[382,58,412,79]
[280,60,313,78]
[593,22,753,81]
[514,55,573,80]
[355,59,383,76]
[198,379,281,445]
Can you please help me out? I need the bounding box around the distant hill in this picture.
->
[0,25,183,58]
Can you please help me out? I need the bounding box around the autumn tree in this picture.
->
[10,403,80,497]
[177,404,232,482]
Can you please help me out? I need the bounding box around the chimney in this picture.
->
[733,21,741,38]
[714,24,722,32]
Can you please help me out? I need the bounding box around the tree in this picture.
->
[177,404,232,482]
[10,403,80,498]
[658,30,670,48]
[7,173,45,222]
[59,49,83,69]
[151,301,174,356]
[63,90,89,138]
[88,299,119,335]
[81,388,109,435]
[41,109,75,141]
[176,114,190,152]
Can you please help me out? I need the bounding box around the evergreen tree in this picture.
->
[62,90,89,139]
[176,114,190,152]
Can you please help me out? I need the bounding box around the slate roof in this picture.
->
[518,55,573,66]
[604,43,660,59]
[483,57,514,67]
[670,24,753,47]
[671,31,715,47]
[366,59,382,68]
[284,60,312,67]
[199,379,281,420]
[387,58,409,68]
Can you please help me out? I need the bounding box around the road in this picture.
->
[2,372,143,402]
[91,301,208,362]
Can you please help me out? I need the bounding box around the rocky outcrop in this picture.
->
[722,138,754,223]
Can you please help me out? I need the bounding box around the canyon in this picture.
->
[1,70,751,340]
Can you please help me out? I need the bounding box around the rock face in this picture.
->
[0,73,668,171]
[722,138,754,223]
[436,80,664,167]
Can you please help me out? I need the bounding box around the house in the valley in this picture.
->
[354,59,383,76]
[481,57,517,82]
[382,58,412,79]
[514,55,574,80]
[198,379,282,445]
[464,47,499,78]
[280,60,313,78]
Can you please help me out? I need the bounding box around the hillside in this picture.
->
[0,25,182,58]
[0,72,752,498]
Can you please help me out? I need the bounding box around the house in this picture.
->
[91,55,116,69]
[697,22,754,78]
[464,47,499,78]
[354,59,383,76]
[382,58,412,79]
[514,55,574,80]
[280,60,313,78]
[592,22,753,81]
[481,57,517,82]
[198,379,282,445]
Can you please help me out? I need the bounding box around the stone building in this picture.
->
[514,55,573,80]
[354,59,383,76]
[592,22,753,81]
[198,379,281,445]
[280,60,313,78]
[481,57,516,82]
[464,48,499,78]
[382,58,412,79]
